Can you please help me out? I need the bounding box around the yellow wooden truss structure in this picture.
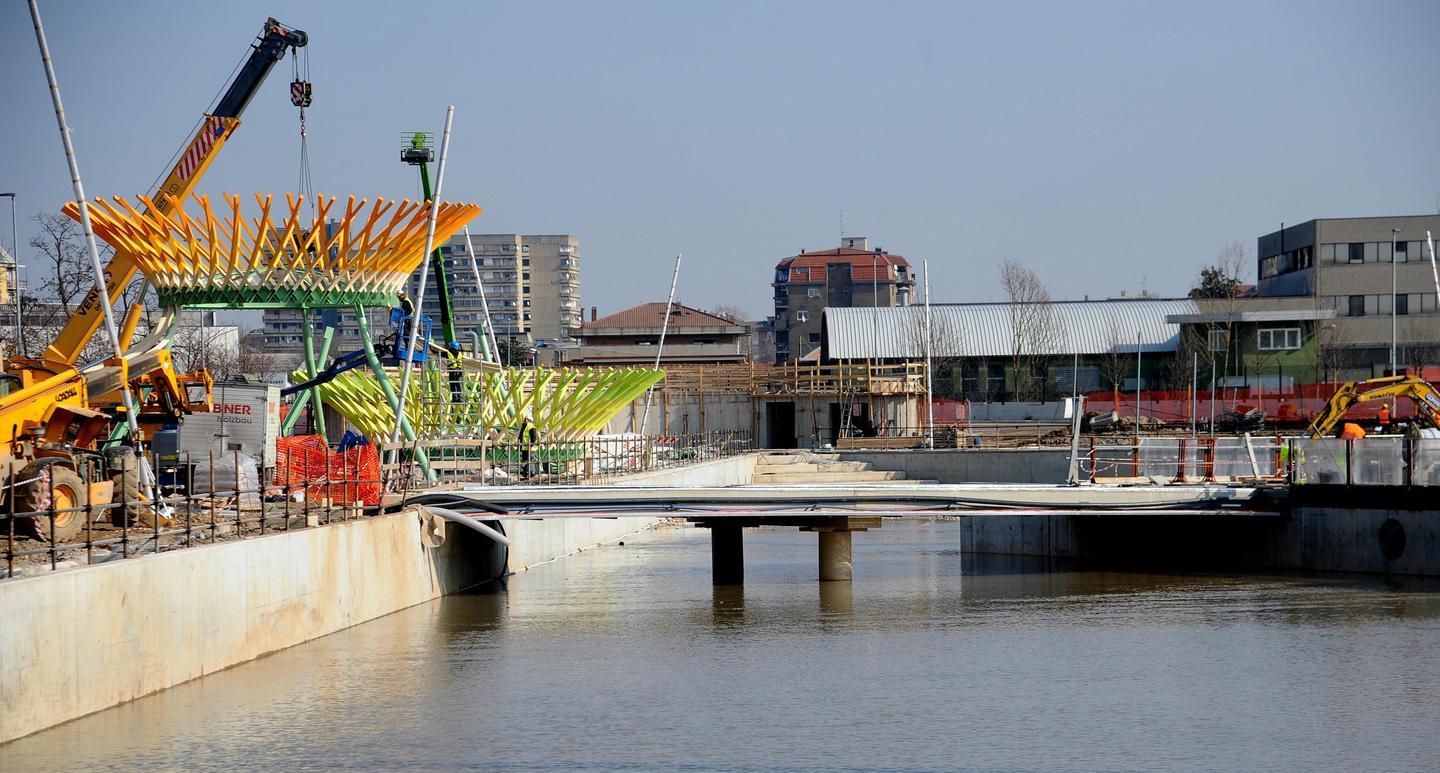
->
[66,193,482,308]
[296,365,665,444]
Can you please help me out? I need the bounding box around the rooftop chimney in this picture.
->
[590,306,597,322]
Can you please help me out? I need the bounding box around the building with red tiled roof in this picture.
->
[772,237,914,363]
[570,302,750,365]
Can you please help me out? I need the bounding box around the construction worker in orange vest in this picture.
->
[1378,403,1391,431]
[1341,422,1366,440]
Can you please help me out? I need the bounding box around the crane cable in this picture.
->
[292,44,315,219]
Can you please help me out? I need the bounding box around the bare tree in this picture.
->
[170,320,240,380]
[905,308,966,399]
[1099,321,1134,394]
[1187,242,1250,404]
[1402,318,1440,376]
[226,330,294,382]
[28,213,94,315]
[709,304,750,324]
[1000,258,1060,401]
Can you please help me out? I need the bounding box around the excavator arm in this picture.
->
[1305,375,1440,438]
[38,18,307,369]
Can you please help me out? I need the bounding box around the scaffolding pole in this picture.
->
[389,106,454,468]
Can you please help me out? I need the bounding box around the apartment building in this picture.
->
[771,237,914,363]
[262,232,582,356]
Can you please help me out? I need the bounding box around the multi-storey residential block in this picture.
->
[771,237,913,363]
[262,232,582,357]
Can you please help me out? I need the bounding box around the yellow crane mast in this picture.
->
[0,18,308,541]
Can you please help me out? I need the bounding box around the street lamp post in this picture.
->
[0,193,18,354]
[1391,227,1401,375]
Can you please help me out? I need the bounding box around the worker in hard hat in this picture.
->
[1378,403,1391,432]
[518,406,538,477]
[394,290,416,359]
[1340,422,1366,440]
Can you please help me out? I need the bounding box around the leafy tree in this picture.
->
[1190,265,1241,299]
[496,337,532,367]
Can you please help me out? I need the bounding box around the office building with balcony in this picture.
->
[771,237,914,363]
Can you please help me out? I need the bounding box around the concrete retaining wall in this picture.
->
[841,449,1071,484]
[0,512,485,743]
[0,513,665,744]
[953,507,1440,577]
[0,454,758,743]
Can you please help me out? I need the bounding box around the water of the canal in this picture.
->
[5,520,1440,771]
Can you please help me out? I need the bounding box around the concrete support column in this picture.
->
[818,530,853,581]
[711,525,744,585]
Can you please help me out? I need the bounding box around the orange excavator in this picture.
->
[1,18,308,539]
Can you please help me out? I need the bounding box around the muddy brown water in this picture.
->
[4,521,1440,771]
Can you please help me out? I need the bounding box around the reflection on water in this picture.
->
[5,521,1440,771]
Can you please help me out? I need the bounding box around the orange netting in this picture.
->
[274,435,381,505]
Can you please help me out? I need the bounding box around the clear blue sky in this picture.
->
[2,0,1437,323]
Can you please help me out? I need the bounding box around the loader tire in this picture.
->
[13,462,86,543]
[105,446,147,526]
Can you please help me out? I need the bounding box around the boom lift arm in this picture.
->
[1304,375,1440,438]
[34,18,308,369]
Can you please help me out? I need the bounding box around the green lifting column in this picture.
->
[283,321,335,436]
[300,308,328,442]
[355,307,435,482]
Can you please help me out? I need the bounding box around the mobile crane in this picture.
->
[2,18,308,540]
[1304,374,1440,438]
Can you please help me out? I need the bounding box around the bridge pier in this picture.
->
[694,515,880,585]
[711,524,744,585]
[816,530,853,581]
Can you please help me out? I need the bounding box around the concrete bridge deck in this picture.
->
[405,482,1282,585]
[411,482,1276,516]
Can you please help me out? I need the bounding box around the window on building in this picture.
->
[808,332,821,344]
[1208,329,1228,352]
[1349,295,1365,316]
[1396,240,1409,262]
[1381,241,1393,262]
[1396,294,1409,316]
[1348,243,1365,263]
[1320,243,1336,263]
[807,287,821,298]
[1257,327,1301,351]
[796,310,809,323]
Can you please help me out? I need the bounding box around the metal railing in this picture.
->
[3,431,753,581]
[2,448,381,581]
[1080,436,1285,482]
[387,430,754,489]
[1287,437,1440,487]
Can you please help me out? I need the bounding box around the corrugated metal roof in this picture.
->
[823,299,1200,359]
